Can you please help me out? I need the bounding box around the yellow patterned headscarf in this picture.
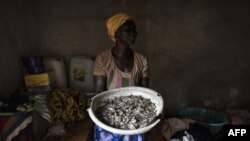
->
[106,12,135,42]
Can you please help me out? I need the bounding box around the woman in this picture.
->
[92,12,149,141]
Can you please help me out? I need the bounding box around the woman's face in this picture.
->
[115,20,137,45]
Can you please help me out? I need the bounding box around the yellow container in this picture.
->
[24,71,55,87]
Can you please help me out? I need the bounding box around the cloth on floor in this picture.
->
[161,117,195,141]
[47,88,87,126]
[170,130,194,141]
[32,94,52,123]
[0,114,32,141]
[171,123,215,141]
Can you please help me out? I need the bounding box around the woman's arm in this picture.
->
[141,77,149,88]
[94,75,107,93]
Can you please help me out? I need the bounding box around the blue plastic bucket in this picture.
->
[179,107,228,135]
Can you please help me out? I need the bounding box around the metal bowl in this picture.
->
[87,86,164,135]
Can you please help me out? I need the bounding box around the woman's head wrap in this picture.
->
[106,12,134,42]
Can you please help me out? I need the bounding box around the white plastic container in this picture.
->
[87,86,164,135]
[70,56,94,93]
[44,57,68,88]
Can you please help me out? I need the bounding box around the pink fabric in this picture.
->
[93,49,149,90]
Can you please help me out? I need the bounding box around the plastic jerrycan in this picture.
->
[70,56,94,93]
